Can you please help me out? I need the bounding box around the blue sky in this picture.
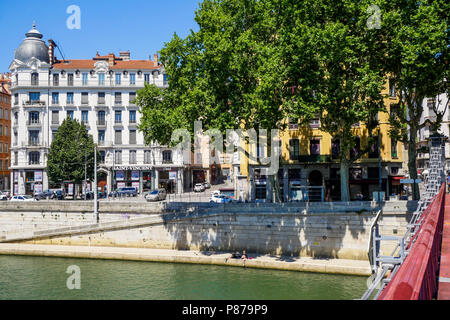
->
[0,0,200,72]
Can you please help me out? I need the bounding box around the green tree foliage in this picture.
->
[382,0,449,200]
[47,118,99,185]
[277,0,387,201]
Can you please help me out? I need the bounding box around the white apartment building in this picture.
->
[9,24,188,196]
[416,93,450,174]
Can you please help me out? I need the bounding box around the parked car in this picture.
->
[211,190,221,197]
[194,183,205,192]
[203,182,211,189]
[0,191,8,201]
[1,190,10,198]
[35,190,54,200]
[210,194,233,203]
[145,188,167,202]
[110,187,137,197]
[10,195,36,202]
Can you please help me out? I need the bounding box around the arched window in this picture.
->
[31,73,39,86]
[162,150,172,163]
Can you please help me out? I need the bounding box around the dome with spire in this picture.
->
[14,22,49,64]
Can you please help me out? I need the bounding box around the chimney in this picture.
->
[120,51,130,61]
[108,53,115,66]
[153,53,158,66]
[48,39,57,65]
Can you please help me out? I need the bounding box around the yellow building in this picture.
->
[236,80,407,202]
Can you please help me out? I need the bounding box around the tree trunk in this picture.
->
[340,160,350,202]
[408,129,420,200]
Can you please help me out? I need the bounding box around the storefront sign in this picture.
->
[114,166,153,171]
[34,184,43,194]
[169,171,177,180]
[131,171,140,181]
[132,182,140,190]
[68,183,74,195]
[117,182,126,189]
[116,171,125,181]
[34,171,43,182]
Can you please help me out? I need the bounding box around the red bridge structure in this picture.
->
[361,134,449,300]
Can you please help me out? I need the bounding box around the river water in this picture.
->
[0,255,367,300]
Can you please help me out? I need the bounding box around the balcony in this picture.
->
[26,120,41,127]
[26,140,41,147]
[292,155,332,163]
[96,120,107,127]
[23,100,45,107]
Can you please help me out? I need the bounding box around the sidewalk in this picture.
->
[0,243,371,276]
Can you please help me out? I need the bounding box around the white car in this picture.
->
[194,183,205,192]
[210,195,233,203]
[10,195,36,202]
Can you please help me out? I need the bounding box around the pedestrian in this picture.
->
[447,172,450,194]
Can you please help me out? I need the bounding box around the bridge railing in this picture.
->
[377,183,446,300]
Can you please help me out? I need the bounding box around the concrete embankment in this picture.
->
[0,200,418,267]
[0,243,372,276]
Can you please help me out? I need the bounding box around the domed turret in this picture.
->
[14,22,49,64]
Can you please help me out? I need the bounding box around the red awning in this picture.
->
[391,176,406,181]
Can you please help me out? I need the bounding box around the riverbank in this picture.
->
[0,243,371,276]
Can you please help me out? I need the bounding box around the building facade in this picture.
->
[236,81,408,202]
[9,24,187,196]
[0,73,11,191]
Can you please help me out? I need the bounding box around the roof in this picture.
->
[52,57,160,70]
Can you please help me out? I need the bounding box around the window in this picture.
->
[288,118,299,130]
[52,92,59,104]
[289,139,300,160]
[29,130,39,146]
[4,144,7,153]
[67,73,74,86]
[310,139,320,155]
[389,79,396,97]
[349,168,362,180]
[100,151,106,164]
[67,110,74,120]
[144,150,151,164]
[331,139,340,159]
[129,150,137,164]
[98,73,105,86]
[4,160,7,169]
[14,112,18,125]
[14,131,18,146]
[98,92,105,104]
[350,137,361,159]
[115,130,122,144]
[309,113,320,128]
[144,73,150,84]
[163,73,168,83]
[14,93,18,105]
[130,73,136,85]
[98,130,105,145]
[129,130,136,144]
[52,130,57,141]
[31,73,39,86]
[115,150,122,164]
[129,110,136,123]
[67,92,74,105]
[115,73,121,85]
[115,92,122,104]
[0,108,3,119]
[53,74,59,86]
[14,151,18,165]
[115,110,122,123]
[369,136,380,158]
[391,138,398,158]
[162,150,172,163]
[97,111,106,125]
[52,110,59,124]
[129,92,136,104]
[82,110,88,123]
[28,111,39,124]
[82,73,88,85]
[29,152,40,165]
[29,92,40,102]
[368,167,380,179]
[0,125,2,136]
[81,92,89,104]
[4,109,8,120]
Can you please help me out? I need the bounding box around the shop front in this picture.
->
[114,169,141,192]
[23,170,43,195]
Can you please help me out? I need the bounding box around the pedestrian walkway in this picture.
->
[0,243,371,276]
[438,194,450,300]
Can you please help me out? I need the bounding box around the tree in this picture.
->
[47,118,99,194]
[277,0,387,201]
[382,0,449,200]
